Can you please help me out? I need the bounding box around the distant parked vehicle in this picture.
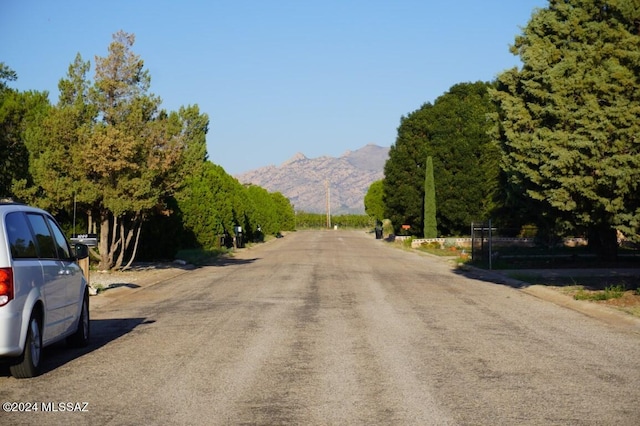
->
[0,201,90,378]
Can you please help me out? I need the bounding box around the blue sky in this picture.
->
[1,0,547,175]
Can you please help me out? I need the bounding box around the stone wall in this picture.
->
[409,237,589,249]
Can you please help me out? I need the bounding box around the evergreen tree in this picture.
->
[270,191,295,232]
[428,82,500,235]
[383,82,500,236]
[16,33,189,270]
[364,180,385,222]
[491,0,640,259]
[383,103,432,236]
[89,32,190,269]
[16,54,93,212]
[0,63,17,92]
[174,104,209,177]
[245,184,278,237]
[177,161,225,249]
[2,43,289,263]
[423,156,437,238]
[0,63,47,199]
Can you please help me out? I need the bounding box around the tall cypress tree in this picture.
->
[423,156,437,238]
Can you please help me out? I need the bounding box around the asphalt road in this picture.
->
[1,230,639,425]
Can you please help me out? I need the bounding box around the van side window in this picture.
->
[5,212,38,258]
[26,213,57,259]
[47,216,71,259]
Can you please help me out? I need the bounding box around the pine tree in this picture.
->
[491,0,640,259]
[18,32,191,270]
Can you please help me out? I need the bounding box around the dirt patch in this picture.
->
[551,285,640,317]
[599,292,640,308]
[504,270,640,318]
[601,294,640,318]
[89,262,193,292]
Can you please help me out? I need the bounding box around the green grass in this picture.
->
[574,284,626,301]
[617,306,640,317]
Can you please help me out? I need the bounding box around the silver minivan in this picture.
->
[0,201,90,378]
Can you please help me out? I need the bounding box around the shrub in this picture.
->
[421,241,440,250]
[402,236,414,248]
[382,219,394,237]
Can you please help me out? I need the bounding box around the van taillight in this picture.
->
[0,267,14,306]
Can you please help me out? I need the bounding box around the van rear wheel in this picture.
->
[9,314,42,378]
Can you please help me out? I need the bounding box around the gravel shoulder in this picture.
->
[88,262,196,310]
[453,263,640,331]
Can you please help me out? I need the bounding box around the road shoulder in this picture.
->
[455,263,640,332]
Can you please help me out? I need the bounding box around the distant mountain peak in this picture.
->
[236,144,389,214]
[282,152,307,165]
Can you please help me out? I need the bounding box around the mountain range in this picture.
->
[235,144,389,214]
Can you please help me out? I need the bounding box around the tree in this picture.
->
[16,54,93,213]
[490,0,640,260]
[383,82,500,236]
[423,156,437,238]
[0,64,47,199]
[179,161,255,247]
[271,192,295,231]
[17,32,189,270]
[0,63,17,91]
[383,103,432,236]
[243,185,295,238]
[3,39,288,263]
[427,82,501,235]
[173,104,209,177]
[88,31,191,270]
[245,184,278,237]
[364,180,385,221]
[176,161,225,249]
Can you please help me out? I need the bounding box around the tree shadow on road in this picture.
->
[0,317,151,378]
[452,264,640,291]
[452,265,531,289]
[201,256,260,267]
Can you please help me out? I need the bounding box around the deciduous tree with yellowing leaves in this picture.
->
[17,31,207,270]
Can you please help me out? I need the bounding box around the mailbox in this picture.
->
[71,233,99,247]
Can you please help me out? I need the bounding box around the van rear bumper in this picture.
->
[0,307,24,357]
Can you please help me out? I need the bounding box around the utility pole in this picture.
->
[326,180,331,229]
